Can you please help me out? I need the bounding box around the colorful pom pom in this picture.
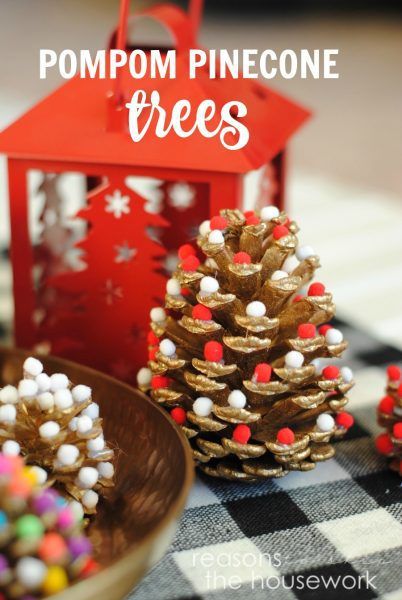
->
[308,282,326,297]
[277,428,295,445]
[204,341,223,362]
[254,363,272,383]
[192,304,212,321]
[387,365,401,381]
[335,412,354,429]
[232,424,251,444]
[393,422,402,439]
[151,376,170,389]
[210,216,228,230]
[378,395,395,415]
[298,323,316,339]
[272,225,289,240]
[181,255,200,272]
[178,244,196,260]
[233,252,251,265]
[375,433,394,455]
[318,324,332,335]
[170,407,186,425]
[322,365,340,380]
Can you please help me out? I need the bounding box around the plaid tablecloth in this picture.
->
[130,318,402,600]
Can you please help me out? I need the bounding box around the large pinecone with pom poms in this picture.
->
[138,207,355,481]
[376,365,402,475]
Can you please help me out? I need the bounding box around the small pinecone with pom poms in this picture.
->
[376,365,402,475]
[0,357,114,513]
[138,207,354,481]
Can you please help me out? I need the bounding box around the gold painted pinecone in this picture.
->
[376,365,402,475]
[0,357,114,512]
[138,208,354,481]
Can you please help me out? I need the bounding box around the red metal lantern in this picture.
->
[0,1,309,382]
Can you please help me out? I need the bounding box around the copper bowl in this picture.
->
[0,347,194,599]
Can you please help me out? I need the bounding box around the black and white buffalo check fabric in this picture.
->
[130,317,402,600]
[0,283,401,599]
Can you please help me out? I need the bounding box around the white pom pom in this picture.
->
[82,489,99,509]
[246,301,266,318]
[23,357,43,377]
[200,276,219,295]
[137,367,152,387]
[310,358,322,374]
[16,557,47,589]
[325,328,344,345]
[49,373,69,392]
[69,417,78,431]
[199,219,211,236]
[208,230,224,245]
[82,402,99,420]
[166,278,181,296]
[70,500,84,521]
[260,205,280,221]
[54,389,73,410]
[296,245,315,261]
[18,379,39,398]
[271,270,288,281]
[193,397,213,417]
[150,307,166,323]
[97,462,114,479]
[394,406,402,417]
[29,465,48,485]
[36,373,51,393]
[228,390,247,409]
[282,255,299,274]
[87,435,105,453]
[2,440,20,456]
[285,351,304,369]
[37,392,54,411]
[72,384,92,404]
[316,413,335,432]
[39,421,60,439]
[0,385,19,404]
[159,339,176,357]
[0,404,16,423]
[57,444,79,466]
[341,366,354,383]
[77,415,93,434]
[78,466,98,489]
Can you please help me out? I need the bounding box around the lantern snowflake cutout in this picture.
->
[0,357,114,513]
[105,189,131,219]
[138,207,355,481]
[167,182,195,211]
[376,365,402,475]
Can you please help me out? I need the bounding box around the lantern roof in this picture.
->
[0,5,310,174]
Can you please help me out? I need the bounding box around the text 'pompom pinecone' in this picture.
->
[376,365,402,475]
[138,208,354,481]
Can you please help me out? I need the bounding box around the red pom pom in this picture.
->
[398,383,402,397]
[181,287,190,296]
[204,341,223,362]
[335,412,354,429]
[233,252,251,265]
[232,424,251,444]
[192,304,212,321]
[298,323,316,339]
[387,365,401,381]
[147,331,159,346]
[80,557,100,578]
[170,407,187,425]
[277,428,295,445]
[322,365,340,380]
[393,422,402,439]
[292,294,303,303]
[151,375,170,389]
[318,324,332,335]
[273,225,289,240]
[244,210,255,218]
[254,363,272,383]
[210,216,228,230]
[148,347,158,361]
[181,255,200,272]
[246,215,260,226]
[375,433,394,455]
[178,244,196,260]
[378,395,395,415]
[308,282,326,297]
